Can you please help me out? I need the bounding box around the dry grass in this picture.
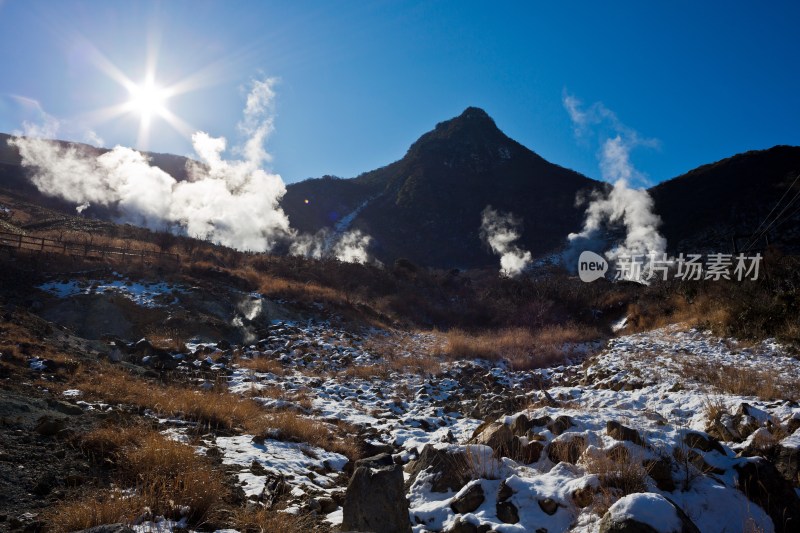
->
[683,359,800,401]
[71,363,269,432]
[238,355,285,375]
[72,364,358,459]
[49,428,226,530]
[580,445,651,515]
[232,506,315,533]
[261,410,357,459]
[46,489,146,532]
[441,324,600,370]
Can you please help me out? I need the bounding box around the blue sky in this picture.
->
[1,1,798,185]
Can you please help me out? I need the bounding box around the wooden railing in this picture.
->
[0,231,180,264]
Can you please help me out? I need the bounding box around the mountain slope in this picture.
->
[650,145,800,254]
[282,107,601,268]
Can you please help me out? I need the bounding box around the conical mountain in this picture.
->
[282,107,601,268]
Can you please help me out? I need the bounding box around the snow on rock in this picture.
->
[604,493,682,532]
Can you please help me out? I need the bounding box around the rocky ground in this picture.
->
[0,274,799,532]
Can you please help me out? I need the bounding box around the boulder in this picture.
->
[735,457,800,533]
[497,479,513,502]
[683,431,726,454]
[547,435,586,464]
[644,457,675,492]
[342,464,412,533]
[446,516,478,533]
[510,414,531,436]
[496,501,519,524]
[451,483,485,514]
[547,415,574,436]
[473,422,514,457]
[509,436,543,464]
[774,431,800,487]
[405,444,469,493]
[538,497,558,515]
[599,493,700,533]
[607,421,646,448]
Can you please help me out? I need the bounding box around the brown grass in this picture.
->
[72,364,356,457]
[232,506,315,533]
[49,428,226,530]
[581,446,651,515]
[238,355,285,375]
[441,324,600,370]
[683,359,800,401]
[261,410,357,459]
[73,364,266,431]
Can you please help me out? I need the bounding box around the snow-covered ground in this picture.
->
[55,321,799,532]
[38,274,184,308]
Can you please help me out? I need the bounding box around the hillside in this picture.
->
[0,198,798,532]
[651,145,800,254]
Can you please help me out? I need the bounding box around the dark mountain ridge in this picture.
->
[2,110,799,268]
[282,107,602,267]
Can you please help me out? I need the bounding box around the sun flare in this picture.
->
[127,79,169,120]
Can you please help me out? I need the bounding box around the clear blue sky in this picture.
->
[1,1,798,185]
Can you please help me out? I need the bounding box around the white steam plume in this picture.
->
[480,206,532,277]
[289,228,373,265]
[7,79,374,263]
[562,93,666,279]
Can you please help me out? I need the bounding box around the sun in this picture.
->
[127,78,169,121]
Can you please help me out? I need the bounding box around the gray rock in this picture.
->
[446,516,479,533]
[451,483,485,514]
[405,444,470,493]
[683,431,726,454]
[607,421,646,447]
[496,501,519,524]
[342,464,411,533]
[599,493,699,533]
[735,457,800,533]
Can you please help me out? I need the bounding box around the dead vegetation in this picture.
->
[49,426,227,531]
[440,323,600,370]
[682,358,800,401]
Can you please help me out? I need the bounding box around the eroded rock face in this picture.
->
[342,463,412,533]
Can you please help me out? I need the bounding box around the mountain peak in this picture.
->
[458,106,492,120]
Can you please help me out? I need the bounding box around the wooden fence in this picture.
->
[0,230,180,264]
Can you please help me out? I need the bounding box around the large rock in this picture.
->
[599,493,700,533]
[342,464,411,533]
[451,483,485,514]
[735,457,800,533]
[405,444,470,493]
[547,435,586,464]
[607,421,647,448]
[774,431,800,488]
[683,431,726,455]
[472,422,514,457]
